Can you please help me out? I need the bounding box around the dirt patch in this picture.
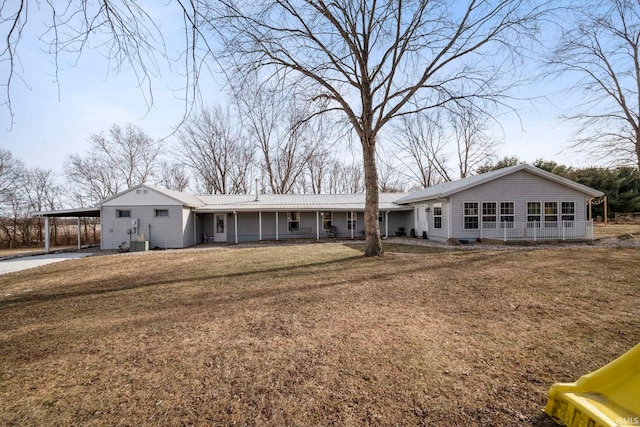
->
[0,243,638,426]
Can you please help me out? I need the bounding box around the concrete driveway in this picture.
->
[0,253,93,275]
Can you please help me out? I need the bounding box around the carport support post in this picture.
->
[275,211,279,241]
[44,216,50,253]
[77,217,81,250]
[316,211,320,240]
[259,211,262,241]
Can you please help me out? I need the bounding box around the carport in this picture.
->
[32,207,101,253]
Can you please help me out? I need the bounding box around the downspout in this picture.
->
[275,211,279,241]
[77,217,81,250]
[259,211,262,241]
[316,211,320,240]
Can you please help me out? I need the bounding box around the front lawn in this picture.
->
[1,243,638,426]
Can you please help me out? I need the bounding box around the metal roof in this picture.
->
[195,193,412,212]
[394,164,604,204]
[32,207,101,218]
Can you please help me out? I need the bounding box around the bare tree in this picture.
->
[548,0,640,168]
[238,81,318,194]
[1,1,211,129]
[450,104,501,178]
[64,123,161,204]
[393,112,451,187]
[219,0,547,255]
[158,161,191,192]
[177,106,254,194]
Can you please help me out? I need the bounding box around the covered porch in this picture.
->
[194,209,412,244]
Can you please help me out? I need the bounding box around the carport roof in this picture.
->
[32,207,101,218]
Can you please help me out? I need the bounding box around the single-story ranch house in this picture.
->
[35,164,604,251]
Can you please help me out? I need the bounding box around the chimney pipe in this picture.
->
[254,178,259,201]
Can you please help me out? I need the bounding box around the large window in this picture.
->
[544,202,558,227]
[347,212,357,230]
[500,202,515,228]
[562,202,575,221]
[288,212,300,231]
[482,202,497,229]
[527,202,541,224]
[463,202,479,229]
[433,205,442,229]
[322,212,333,230]
[116,209,131,218]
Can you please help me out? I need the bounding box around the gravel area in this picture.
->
[386,235,640,250]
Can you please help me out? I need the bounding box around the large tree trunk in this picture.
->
[362,140,383,256]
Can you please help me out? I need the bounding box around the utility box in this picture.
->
[130,241,149,252]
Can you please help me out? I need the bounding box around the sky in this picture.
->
[0,2,600,181]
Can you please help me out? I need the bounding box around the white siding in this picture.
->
[102,187,184,207]
[102,205,188,250]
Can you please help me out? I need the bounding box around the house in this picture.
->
[395,163,604,242]
[34,164,603,251]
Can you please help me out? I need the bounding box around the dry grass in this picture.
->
[1,243,638,426]
[593,223,640,238]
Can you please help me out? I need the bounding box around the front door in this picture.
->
[214,214,227,242]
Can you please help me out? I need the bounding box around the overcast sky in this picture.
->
[0,2,598,178]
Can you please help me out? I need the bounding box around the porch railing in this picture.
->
[479,220,594,241]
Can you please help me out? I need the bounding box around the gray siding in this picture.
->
[448,170,591,240]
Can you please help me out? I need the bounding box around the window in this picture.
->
[288,212,300,231]
[544,202,558,227]
[527,202,541,225]
[463,202,479,229]
[322,212,333,230]
[116,209,131,218]
[500,202,515,228]
[378,213,383,222]
[347,212,357,230]
[562,202,575,221]
[154,209,169,217]
[482,202,497,229]
[433,205,442,229]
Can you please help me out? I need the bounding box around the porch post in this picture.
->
[193,212,197,244]
[77,217,81,250]
[316,211,320,240]
[385,211,389,239]
[44,216,50,253]
[259,211,262,241]
[234,211,238,244]
[350,211,354,239]
[275,211,279,241]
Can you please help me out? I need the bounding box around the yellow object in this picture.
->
[544,342,640,427]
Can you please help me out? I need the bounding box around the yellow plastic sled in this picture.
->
[544,342,640,427]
